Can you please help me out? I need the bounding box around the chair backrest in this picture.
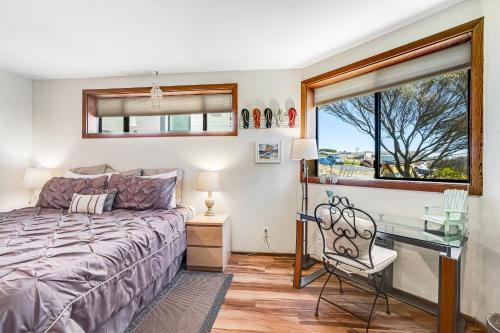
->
[314,196,377,270]
[443,189,468,220]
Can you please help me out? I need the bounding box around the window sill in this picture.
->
[304,177,475,194]
[82,130,238,138]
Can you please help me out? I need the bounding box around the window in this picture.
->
[318,69,469,183]
[318,93,375,179]
[303,19,483,194]
[83,83,237,138]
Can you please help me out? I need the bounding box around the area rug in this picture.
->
[125,270,233,333]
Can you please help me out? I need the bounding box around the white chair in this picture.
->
[314,196,398,332]
[423,189,468,235]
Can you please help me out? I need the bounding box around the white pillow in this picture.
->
[69,193,108,215]
[64,171,116,179]
[141,170,177,208]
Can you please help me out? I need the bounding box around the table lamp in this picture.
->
[291,138,319,270]
[196,171,220,216]
[23,167,52,206]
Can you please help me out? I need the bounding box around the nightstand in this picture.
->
[186,213,230,272]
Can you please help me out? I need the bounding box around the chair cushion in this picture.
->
[324,245,397,275]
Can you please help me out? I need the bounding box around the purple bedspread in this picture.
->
[0,207,192,333]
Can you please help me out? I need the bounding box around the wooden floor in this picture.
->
[212,255,484,333]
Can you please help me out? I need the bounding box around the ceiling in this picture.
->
[0,0,464,79]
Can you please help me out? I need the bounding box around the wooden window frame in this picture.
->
[82,83,238,138]
[301,18,483,195]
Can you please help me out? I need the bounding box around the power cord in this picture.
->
[264,229,275,253]
[244,229,275,256]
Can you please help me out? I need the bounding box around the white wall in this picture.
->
[0,69,32,211]
[32,70,302,253]
[302,0,499,323]
[29,0,500,322]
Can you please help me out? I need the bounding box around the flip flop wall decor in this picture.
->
[288,108,297,128]
[276,108,284,127]
[264,108,273,128]
[239,107,298,129]
[242,109,250,129]
[253,108,261,128]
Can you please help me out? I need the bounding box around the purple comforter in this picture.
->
[0,207,192,333]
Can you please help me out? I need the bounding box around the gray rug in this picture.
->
[126,270,233,333]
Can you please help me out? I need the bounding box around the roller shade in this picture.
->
[314,42,471,106]
[96,93,232,117]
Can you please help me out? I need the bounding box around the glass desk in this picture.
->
[293,210,468,333]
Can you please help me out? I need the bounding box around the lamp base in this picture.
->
[204,192,215,216]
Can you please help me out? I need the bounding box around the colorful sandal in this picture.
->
[264,108,273,128]
[253,108,261,128]
[242,109,250,129]
[276,108,283,127]
[288,107,297,128]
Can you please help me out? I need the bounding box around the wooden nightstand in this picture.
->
[186,213,230,272]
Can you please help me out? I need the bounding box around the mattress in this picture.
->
[0,206,193,333]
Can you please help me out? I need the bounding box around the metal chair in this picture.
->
[313,196,398,332]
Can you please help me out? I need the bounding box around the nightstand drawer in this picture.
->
[187,225,222,247]
[187,246,223,269]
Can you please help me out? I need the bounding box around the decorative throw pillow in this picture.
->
[142,168,184,204]
[37,176,108,209]
[107,174,176,210]
[141,170,177,208]
[68,193,108,215]
[79,188,118,212]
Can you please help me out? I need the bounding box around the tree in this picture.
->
[320,70,468,178]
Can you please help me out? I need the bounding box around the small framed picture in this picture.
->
[255,141,282,163]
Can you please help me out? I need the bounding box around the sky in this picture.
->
[317,108,374,152]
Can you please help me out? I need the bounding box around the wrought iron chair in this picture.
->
[313,196,398,332]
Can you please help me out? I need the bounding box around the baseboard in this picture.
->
[389,287,486,330]
[231,251,295,257]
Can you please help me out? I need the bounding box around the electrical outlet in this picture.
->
[263,226,270,236]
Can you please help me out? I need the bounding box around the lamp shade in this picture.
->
[291,139,319,160]
[23,168,52,189]
[196,171,220,192]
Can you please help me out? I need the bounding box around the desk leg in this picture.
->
[293,219,303,288]
[438,254,462,333]
[293,219,327,289]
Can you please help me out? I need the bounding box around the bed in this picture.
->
[0,205,193,333]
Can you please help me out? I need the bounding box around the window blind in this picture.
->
[95,93,232,117]
[314,42,471,106]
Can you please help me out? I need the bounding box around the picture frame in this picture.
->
[255,141,282,163]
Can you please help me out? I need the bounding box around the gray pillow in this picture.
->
[142,168,183,204]
[70,164,108,175]
[102,165,142,177]
[118,168,142,176]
